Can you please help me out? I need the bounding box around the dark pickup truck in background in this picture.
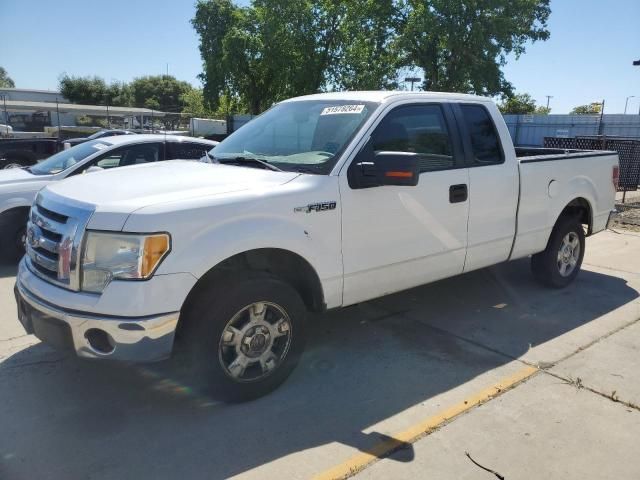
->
[0,130,136,169]
[0,138,59,169]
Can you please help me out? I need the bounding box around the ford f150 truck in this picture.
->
[14,91,618,401]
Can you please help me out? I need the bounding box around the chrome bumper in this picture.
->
[15,281,179,362]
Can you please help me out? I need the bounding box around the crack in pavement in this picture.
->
[371,303,640,413]
[543,368,640,413]
[0,333,32,343]
[2,356,67,370]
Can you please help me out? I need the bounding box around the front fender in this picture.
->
[0,196,33,215]
[127,209,344,309]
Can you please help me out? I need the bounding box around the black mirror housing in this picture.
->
[348,143,420,189]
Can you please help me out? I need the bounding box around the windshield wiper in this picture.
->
[214,156,283,172]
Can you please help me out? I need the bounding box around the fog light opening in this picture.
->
[85,328,115,354]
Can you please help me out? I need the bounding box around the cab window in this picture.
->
[372,104,455,172]
[459,104,504,166]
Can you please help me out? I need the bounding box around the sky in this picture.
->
[1,0,638,114]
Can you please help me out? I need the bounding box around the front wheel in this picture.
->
[0,209,29,262]
[531,215,585,288]
[177,272,307,402]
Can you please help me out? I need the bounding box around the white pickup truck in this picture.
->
[14,91,618,401]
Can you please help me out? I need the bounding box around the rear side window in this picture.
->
[167,142,211,160]
[460,105,503,166]
[372,104,455,172]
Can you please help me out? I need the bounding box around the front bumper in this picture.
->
[15,281,179,362]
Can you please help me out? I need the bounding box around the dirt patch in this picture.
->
[614,201,640,230]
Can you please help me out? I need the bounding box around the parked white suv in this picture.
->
[0,134,217,259]
[14,92,618,401]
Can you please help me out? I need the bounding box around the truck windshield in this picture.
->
[30,140,112,175]
[210,100,379,174]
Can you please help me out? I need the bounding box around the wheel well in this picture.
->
[559,197,592,235]
[178,248,325,334]
[1,206,31,221]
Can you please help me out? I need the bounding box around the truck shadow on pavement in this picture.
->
[0,263,17,279]
[1,259,638,479]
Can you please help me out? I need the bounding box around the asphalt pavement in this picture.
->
[1,229,639,480]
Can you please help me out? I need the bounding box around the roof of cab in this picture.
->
[86,134,218,147]
[282,90,492,104]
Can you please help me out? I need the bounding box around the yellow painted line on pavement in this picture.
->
[313,365,538,480]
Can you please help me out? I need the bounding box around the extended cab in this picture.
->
[13,92,618,401]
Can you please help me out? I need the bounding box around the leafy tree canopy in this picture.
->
[401,0,550,96]
[498,93,551,115]
[0,67,15,88]
[193,0,551,113]
[129,75,193,112]
[59,74,193,112]
[571,103,602,115]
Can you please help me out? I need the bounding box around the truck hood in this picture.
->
[0,167,48,185]
[44,160,300,226]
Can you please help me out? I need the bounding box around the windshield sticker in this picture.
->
[321,105,365,115]
[93,143,109,150]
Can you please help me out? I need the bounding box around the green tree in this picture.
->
[0,67,15,88]
[59,74,132,106]
[59,74,108,104]
[192,0,402,114]
[181,88,215,117]
[329,0,402,90]
[192,0,237,112]
[498,93,552,115]
[498,93,537,114]
[571,103,602,115]
[106,81,133,107]
[129,75,193,112]
[399,0,551,96]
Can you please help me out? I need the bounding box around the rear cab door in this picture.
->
[451,102,519,272]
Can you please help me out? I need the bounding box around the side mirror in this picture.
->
[348,143,420,189]
[84,166,104,174]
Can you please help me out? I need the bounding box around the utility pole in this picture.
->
[545,95,553,110]
[624,96,635,114]
[55,97,61,139]
[0,94,8,131]
[597,99,605,136]
[404,77,421,91]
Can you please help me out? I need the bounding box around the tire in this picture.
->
[0,209,29,262]
[176,271,307,402]
[531,214,585,288]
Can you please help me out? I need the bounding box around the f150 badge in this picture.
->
[294,201,337,213]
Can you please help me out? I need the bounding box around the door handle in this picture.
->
[449,184,468,203]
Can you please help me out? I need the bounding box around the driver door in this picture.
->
[339,102,470,306]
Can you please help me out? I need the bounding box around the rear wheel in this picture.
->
[176,272,307,402]
[531,215,585,288]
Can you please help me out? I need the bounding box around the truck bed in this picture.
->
[510,147,618,261]
[515,146,616,161]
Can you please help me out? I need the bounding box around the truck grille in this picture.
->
[25,192,93,291]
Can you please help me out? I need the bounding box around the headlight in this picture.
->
[81,232,171,293]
